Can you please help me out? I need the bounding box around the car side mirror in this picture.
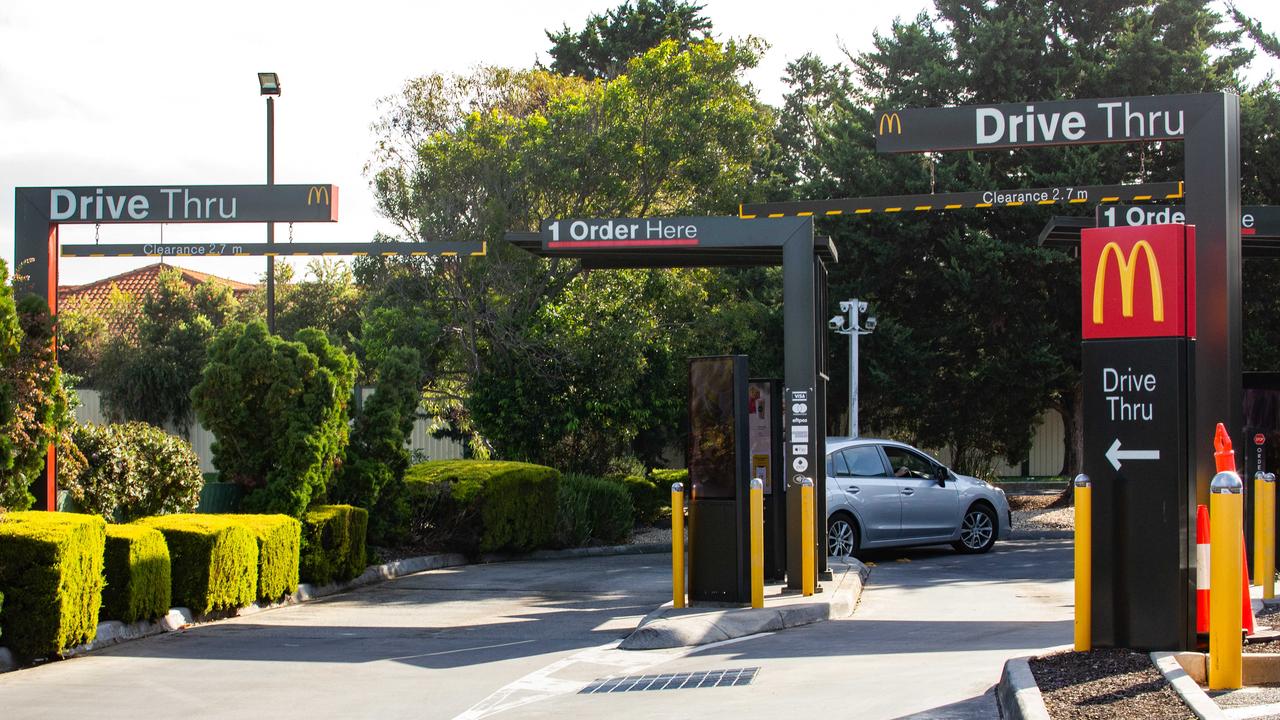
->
[935,465,949,484]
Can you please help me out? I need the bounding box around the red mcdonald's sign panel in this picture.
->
[1081,223,1195,340]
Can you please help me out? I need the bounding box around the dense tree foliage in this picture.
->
[367,37,777,473]
[332,346,421,544]
[767,0,1277,474]
[191,321,357,517]
[97,269,241,432]
[546,0,712,80]
[0,261,77,510]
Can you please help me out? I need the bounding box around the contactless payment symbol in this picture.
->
[792,457,809,472]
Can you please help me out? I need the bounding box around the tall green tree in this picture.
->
[332,346,421,544]
[192,321,357,517]
[367,38,775,471]
[772,0,1260,475]
[97,268,241,432]
[547,0,712,80]
[0,261,77,510]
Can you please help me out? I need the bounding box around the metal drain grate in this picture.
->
[580,667,759,694]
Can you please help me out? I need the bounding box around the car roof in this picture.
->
[825,437,914,452]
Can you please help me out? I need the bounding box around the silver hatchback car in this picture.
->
[825,437,1012,557]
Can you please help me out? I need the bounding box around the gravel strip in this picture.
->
[1010,493,1076,532]
[1029,648,1194,719]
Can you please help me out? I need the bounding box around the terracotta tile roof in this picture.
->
[58,263,258,337]
[58,262,256,309]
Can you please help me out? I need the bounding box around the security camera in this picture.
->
[865,316,878,331]
[838,301,852,313]
[829,315,846,330]
[857,301,869,313]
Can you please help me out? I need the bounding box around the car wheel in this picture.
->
[828,513,860,557]
[953,504,997,554]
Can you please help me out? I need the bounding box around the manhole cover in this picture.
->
[580,667,759,694]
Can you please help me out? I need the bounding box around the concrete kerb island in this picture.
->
[619,557,870,650]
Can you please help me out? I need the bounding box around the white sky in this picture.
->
[2,0,1278,285]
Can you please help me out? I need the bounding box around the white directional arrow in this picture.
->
[1106,438,1160,471]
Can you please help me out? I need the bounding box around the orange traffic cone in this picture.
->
[1198,504,1211,634]
[1244,539,1258,636]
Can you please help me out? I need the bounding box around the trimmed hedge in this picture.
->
[300,505,368,585]
[102,524,171,624]
[612,475,663,525]
[406,460,559,554]
[215,514,301,602]
[0,512,106,660]
[557,474,633,547]
[135,515,257,616]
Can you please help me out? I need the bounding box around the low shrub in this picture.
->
[65,422,204,522]
[557,474,633,547]
[611,475,663,525]
[649,468,688,489]
[102,524,171,624]
[0,512,106,660]
[300,505,368,586]
[135,515,257,616]
[405,460,559,554]
[214,515,300,602]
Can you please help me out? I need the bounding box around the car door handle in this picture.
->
[847,486,860,494]
[900,488,915,496]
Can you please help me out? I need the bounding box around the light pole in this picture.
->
[829,299,876,437]
[258,72,281,333]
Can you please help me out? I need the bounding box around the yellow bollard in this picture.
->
[671,482,685,609]
[1256,472,1269,596]
[1266,473,1277,600]
[800,477,815,597]
[750,478,764,608]
[1210,470,1244,691]
[1074,474,1092,652]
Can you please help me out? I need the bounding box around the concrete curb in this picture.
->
[996,656,1051,720]
[1008,530,1073,540]
[483,543,670,563]
[1150,652,1227,719]
[618,558,869,650]
[0,541,670,672]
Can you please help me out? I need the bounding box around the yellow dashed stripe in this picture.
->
[1005,201,1024,207]
[914,205,932,211]
[825,210,843,215]
[944,204,962,209]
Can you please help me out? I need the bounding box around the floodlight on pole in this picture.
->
[259,72,280,331]
[831,298,876,437]
[258,72,281,96]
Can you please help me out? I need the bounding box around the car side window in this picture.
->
[832,451,851,476]
[883,446,936,479]
[840,447,884,477]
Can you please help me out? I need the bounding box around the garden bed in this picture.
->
[1028,649,1194,719]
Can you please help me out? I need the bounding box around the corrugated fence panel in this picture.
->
[1028,409,1066,476]
[73,389,108,425]
[73,386,465,475]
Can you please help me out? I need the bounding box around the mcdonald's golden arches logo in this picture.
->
[1081,225,1192,341]
[879,112,902,135]
[1092,240,1164,325]
[307,186,331,206]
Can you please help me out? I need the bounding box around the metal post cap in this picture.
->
[1074,474,1091,488]
[1211,471,1244,494]
[671,482,684,492]
[1268,472,1277,483]
[749,478,764,490]
[1258,471,1270,482]
[798,476,814,487]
